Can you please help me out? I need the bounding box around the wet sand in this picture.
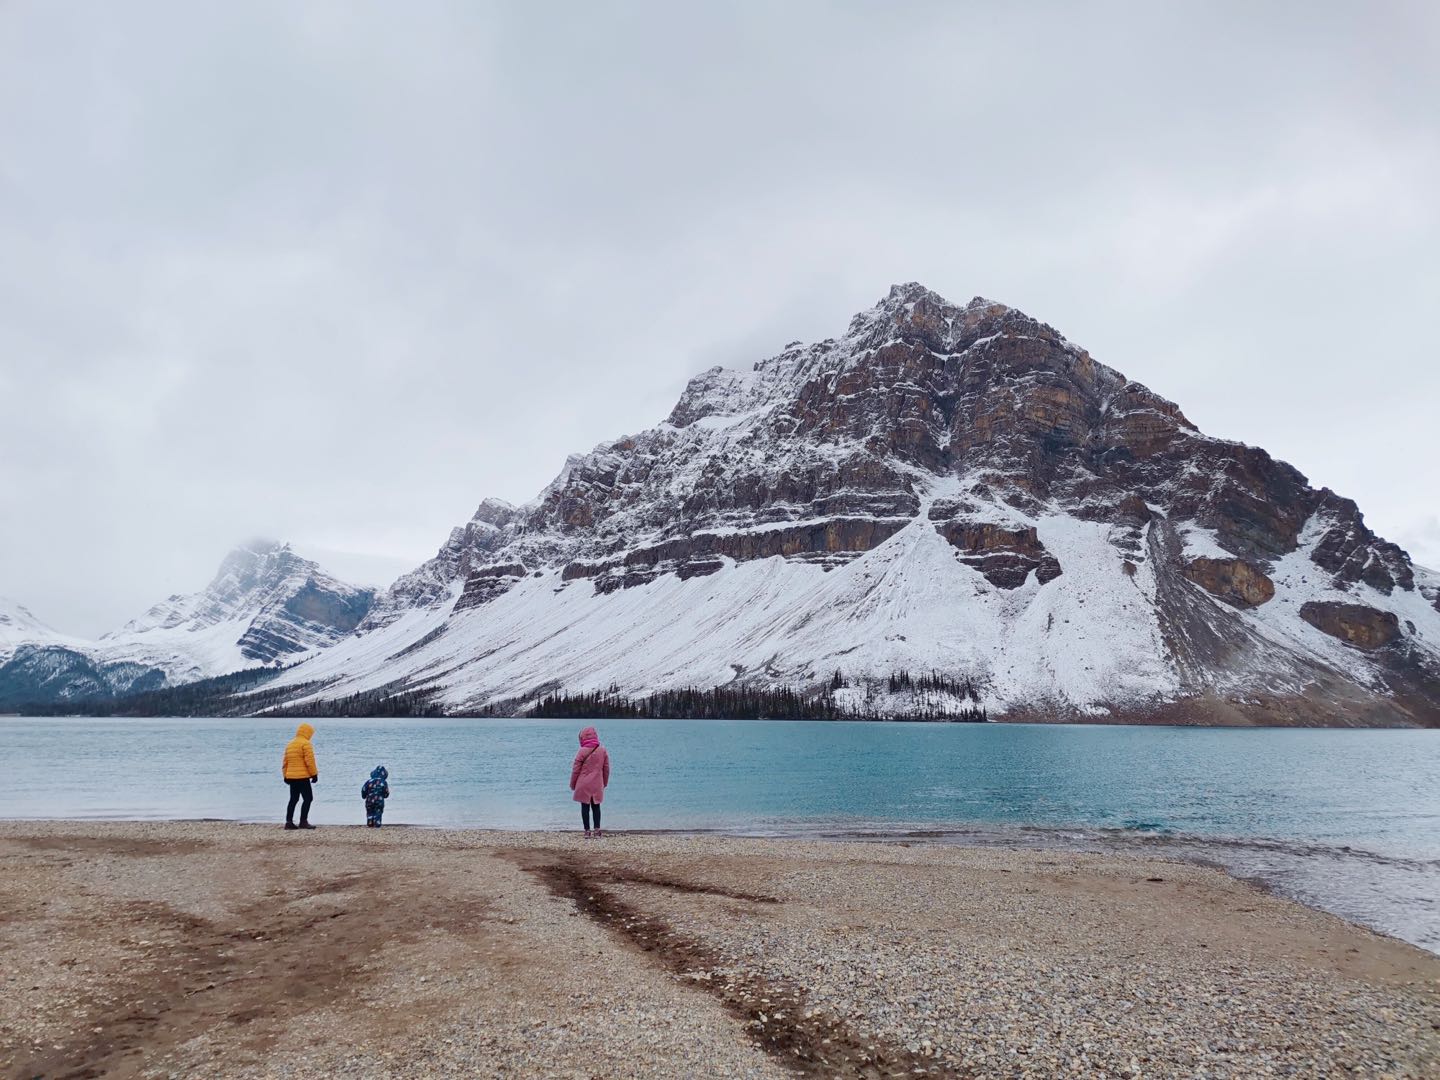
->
[2,821,1438,1079]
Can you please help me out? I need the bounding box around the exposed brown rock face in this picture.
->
[935,521,1062,588]
[1308,492,1415,594]
[470,563,528,578]
[1094,382,1196,459]
[1299,601,1401,650]
[679,453,920,524]
[1115,496,1153,525]
[563,516,909,592]
[1182,558,1275,609]
[453,563,528,612]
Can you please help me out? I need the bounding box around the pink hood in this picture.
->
[578,726,599,748]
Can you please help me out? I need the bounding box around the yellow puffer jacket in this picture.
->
[282,723,318,780]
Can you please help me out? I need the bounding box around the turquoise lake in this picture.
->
[5,717,1439,952]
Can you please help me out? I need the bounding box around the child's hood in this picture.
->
[370,765,388,781]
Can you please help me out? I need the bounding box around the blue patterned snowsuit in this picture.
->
[361,766,389,827]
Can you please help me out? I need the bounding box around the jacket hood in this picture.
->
[295,723,315,740]
[370,765,388,780]
[578,726,599,748]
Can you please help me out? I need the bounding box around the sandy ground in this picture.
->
[2,822,1438,1080]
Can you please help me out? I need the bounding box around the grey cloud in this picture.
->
[2,0,1437,634]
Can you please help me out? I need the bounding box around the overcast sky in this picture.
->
[2,1,1437,636]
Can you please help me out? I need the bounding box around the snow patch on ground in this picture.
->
[1178,526,1231,561]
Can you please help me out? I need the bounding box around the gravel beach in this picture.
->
[2,821,1437,1079]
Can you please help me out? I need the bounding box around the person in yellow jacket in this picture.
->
[282,722,319,830]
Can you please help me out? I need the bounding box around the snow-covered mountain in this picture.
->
[0,598,154,708]
[0,542,374,708]
[0,597,64,651]
[260,284,1439,725]
[102,540,376,675]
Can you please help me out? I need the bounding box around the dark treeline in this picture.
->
[530,684,849,721]
[883,669,982,701]
[14,666,297,717]
[831,668,982,702]
[18,666,443,719]
[15,666,985,722]
[267,686,444,718]
[16,665,443,720]
[529,680,986,722]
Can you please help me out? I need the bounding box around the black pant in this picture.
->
[286,779,313,825]
[581,801,601,831]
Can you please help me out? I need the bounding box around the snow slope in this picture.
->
[278,488,1182,717]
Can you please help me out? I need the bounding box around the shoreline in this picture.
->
[5,813,1437,957]
[8,711,1438,728]
[4,821,1439,1078]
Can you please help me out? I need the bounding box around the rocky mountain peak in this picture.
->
[473,498,518,527]
[843,284,1062,365]
[209,540,300,595]
[272,284,1439,726]
[867,281,1002,321]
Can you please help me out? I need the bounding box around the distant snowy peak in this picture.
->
[115,540,367,637]
[0,597,61,648]
[105,539,377,669]
[283,284,1439,725]
[1,542,377,707]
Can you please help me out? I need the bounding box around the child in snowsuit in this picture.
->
[361,765,389,827]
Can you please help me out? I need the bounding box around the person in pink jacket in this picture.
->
[570,726,611,838]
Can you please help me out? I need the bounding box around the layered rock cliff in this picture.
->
[261,286,1439,723]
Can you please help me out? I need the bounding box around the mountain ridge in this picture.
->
[256,284,1439,725]
[0,542,374,708]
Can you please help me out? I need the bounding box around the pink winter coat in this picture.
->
[570,726,610,804]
